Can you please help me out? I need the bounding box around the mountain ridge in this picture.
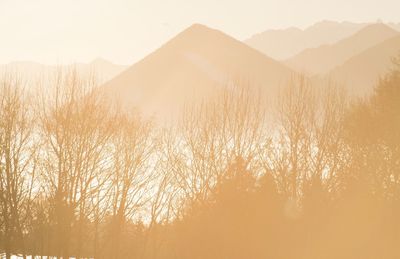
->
[285,23,399,75]
[327,34,400,95]
[0,59,127,84]
[245,21,368,60]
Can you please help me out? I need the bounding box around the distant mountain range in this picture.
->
[102,22,400,118]
[245,21,366,60]
[285,23,399,75]
[3,20,400,117]
[245,21,400,61]
[0,58,127,84]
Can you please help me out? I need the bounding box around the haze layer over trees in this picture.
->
[1,58,400,259]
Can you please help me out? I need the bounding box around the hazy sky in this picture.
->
[1,0,399,65]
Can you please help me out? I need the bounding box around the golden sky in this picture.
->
[1,0,399,65]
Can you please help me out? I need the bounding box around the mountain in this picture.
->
[0,59,127,84]
[388,22,400,32]
[102,24,294,119]
[0,61,49,81]
[285,23,399,75]
[245,21,367,60]
[327,35,400,96]
[74,58,128,83]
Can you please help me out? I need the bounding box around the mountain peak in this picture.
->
[160,23,245,55]
[91,57,113,66]
[178,23,220,38]
[187,23,209,30]
[356,23,397,34]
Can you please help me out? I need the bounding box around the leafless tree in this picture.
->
[0,74,37,259]
[37,69,115,259]
[106,110,157,259]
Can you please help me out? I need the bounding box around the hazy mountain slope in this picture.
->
[388,22,400,32]
[102,24,294,118]
[74,58,128,83]
[328,35,400,96]
[245,21,366,60]
[285,23,399,75]
[0,59,127,84]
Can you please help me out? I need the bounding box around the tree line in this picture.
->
[0,61,400,259]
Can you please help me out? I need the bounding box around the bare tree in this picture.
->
[37,69,115,259]
[268,76,349,216]
[106,111,157,259]
[0,74,37,259]
[168,82,267,215]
